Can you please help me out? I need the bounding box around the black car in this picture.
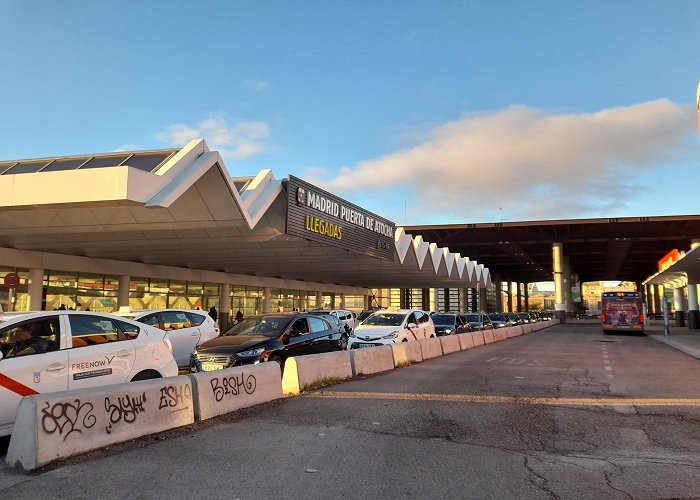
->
[190,312,345,372]
[463,313,493,330]
[307,311,350,348]
[431,313,473,336]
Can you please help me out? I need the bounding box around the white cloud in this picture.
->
[311,99,693,221]
[243,79,271,91]
[112,144,138,152]
[156,115,271,160]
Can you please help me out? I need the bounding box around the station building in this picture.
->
[0,139,491,324]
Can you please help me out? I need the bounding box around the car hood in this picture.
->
[354,325,402,337]
[197,335,272,352]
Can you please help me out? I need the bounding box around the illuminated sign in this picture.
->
[657,249,681,272]
[286,175,395,260]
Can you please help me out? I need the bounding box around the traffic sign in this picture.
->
[4,272,20,289]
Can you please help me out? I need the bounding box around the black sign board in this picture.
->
[286,175,395,261]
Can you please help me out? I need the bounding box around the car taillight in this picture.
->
[639,314,644,323]
[601,314,605,322]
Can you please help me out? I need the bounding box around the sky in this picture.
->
[1,1,699,225]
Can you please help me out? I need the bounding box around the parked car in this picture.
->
[431,313,473,336]
[309,309,357,332]
[348,309,435,349]
[120,309,220,368]
[506,313,523,325]
[307,312,350,350]
[517,313,533,324]
[463,313,494,330]
[488,313,514,328]
[190,312,344,372]
[0,310,178,438]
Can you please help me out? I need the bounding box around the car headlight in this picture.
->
[382,331,399,339]
[237,347,265,358]
[445,328,453,334]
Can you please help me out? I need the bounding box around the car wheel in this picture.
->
[130,370,162,382]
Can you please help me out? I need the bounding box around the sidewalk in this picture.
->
[645,323,700,361]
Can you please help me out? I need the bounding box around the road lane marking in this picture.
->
[306,391,700,406]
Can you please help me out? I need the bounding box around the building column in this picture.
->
[553,242,566,322]
[563,257,573,313]
[654,285,664,315]
[315,291,323,309]
[506,281,513,312]
[459,288,468,313]
[495,276,503,312]
[470,288,478,312]
[28,268,44,311]
[479,286,487,313]
[339,293,346,309]
[673,287,685,327]
[516,283,522,312]
[363,294,370,310]
[524,283,529,312]
[262,287,271,313]
[117,275,130,309]
[686,283,699,329]
[219,283,231,329]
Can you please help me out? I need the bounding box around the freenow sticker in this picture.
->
[73,368,112,380]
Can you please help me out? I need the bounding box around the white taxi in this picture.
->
[348,309,435,349]
[0,311,177,438]
[121,309,220,367]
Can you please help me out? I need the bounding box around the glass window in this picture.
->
[138,314,160,327]
[69,315,125,348]
[41,158,88,172]
[186,312,207,326]
[123,152,172,172]
[406,313,417,325]
[113,319,140,340]
[160,311,193,330]
[290,318,309,334]
[79,155,130,169]
[308,316,329,333]
[0,317,60,357]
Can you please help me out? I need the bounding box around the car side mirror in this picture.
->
[407,322,417,329]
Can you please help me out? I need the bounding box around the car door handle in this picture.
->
[46,363,66,372]
[116,350,132,357]
[191,331,199,336]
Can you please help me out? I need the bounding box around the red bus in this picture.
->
[601,291,644,334]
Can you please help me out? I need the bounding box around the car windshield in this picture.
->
[490,314,505,321]
[224,316,290,337]
[465,314,481,322]
[431,314,455,326]
[362,312,405,327]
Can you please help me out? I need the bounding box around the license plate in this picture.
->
[201,363,224,371]
[357,343,377,348]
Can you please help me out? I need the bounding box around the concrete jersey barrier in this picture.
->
[492,329,507,342]
[483,330,495,344]
[418,337,443,359]
[7,375,194,472]
[350,345,395,376]
[507,326,524,337]
[282,351,353,395]
[457,332,474,350]
[471,331,485,347]
[439,335,461,354]
[390,342,423,366]
[188,362,282,421]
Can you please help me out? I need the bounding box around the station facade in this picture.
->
[0,139,493,326]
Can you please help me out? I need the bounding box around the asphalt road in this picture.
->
[2,323,700,499]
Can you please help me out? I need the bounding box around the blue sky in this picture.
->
[1,1,699,225]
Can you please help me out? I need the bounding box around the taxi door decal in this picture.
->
[0,373,39,397]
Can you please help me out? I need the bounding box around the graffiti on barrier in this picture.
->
[158,384,192,413]
[104,392,147,434]
[210,373,256,403]
[41,399,97,441]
